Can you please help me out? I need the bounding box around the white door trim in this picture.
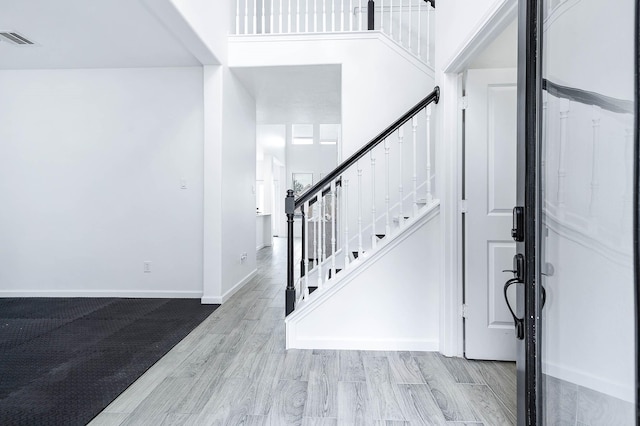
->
[437,0,517,357]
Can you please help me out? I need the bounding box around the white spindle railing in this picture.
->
[357,160,364,257]
[398,127,405,224]
[557,99,570,212]
[317,196,323,289]
[303,201,310,299]
[371,151,377,248]
[234,0,435,66]
[588,106,601,222]
[412,116,418,215]
[384,138,391,236]
[343,178,350,266]
[425,104,432,203]
[254,0,258,33]
[285,89,439,314]
[389,0,393,37]
[331,181,337,276]
[622,127,633,228]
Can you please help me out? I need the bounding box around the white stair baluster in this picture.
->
[408,0,412,50]
[425,105,433,203]
[313,201,318,271]
[417,0,421,57]
[288,0,292,32]
[316,197,323,289]
[343,178,350,266]
[426,4,431,65]
[304,201,310,299]
[557,99,570,213]
[331,181,337,277]
[412,115,418,215]
[389,0,393,38]
[398,126,404,224]
[271,0,274,32]
[358,0,362,30]
[262,0,266,32]
[245,0,249,34]
[332,0,335,31]
[371,151,377,248]
[341,0,345,30]
[296,0,300,32]
[323,0,327,32]
[588,106,601,224]
[384,138,391,236]
[622,127,634,228]
[279,0,283,32]
[398,0,402,44]
[357,161,364,257]
[314,0,318,31]
[322,193,326,263]
[349,0,353,31]
[236,0,240,34]
[253,0,257,33]
[381,0,384,32]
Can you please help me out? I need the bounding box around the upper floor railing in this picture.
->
[234,0,435,65]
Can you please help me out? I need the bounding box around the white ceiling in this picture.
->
[0,0,200,69]
[233,65,342,124]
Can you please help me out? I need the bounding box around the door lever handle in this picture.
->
[504,277,525,340]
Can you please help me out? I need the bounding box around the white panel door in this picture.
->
[465,68,518,361]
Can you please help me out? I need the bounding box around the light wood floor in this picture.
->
[91,239,516,426]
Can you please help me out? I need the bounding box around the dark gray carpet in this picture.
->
[0,298,219,425]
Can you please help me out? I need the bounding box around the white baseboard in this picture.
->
[543,360,634,403]
[256,244,266,250]
[288,336,439,352]
[201,269,257,305]
[0,290,203,298]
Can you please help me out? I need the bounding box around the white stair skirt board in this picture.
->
[286,202,441,351]
[201,268,258,304]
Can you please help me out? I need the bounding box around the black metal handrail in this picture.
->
[294,86,440,209]
[285,86,440,316]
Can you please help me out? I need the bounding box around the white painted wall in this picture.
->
[286,206,441,350]
[220,68,258,298]
[436,0,513,68]
[228,33,434,158]
[0,67,204,297]
[169,0,232,63]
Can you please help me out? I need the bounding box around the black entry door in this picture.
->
[516,0,638,424]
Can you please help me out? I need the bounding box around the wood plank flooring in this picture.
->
[91,238,516,425]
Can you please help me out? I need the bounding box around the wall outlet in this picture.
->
[143,261,152,273]
[240,252,248,263]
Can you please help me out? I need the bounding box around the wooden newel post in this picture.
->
[285,189,296,316]
[367,0,374,30]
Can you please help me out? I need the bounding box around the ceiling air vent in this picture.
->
[0,31,36,46]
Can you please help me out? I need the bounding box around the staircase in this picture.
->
[283,87,440,349]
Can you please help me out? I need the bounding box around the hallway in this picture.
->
[91,238,516,425]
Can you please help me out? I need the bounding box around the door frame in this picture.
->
[438,0,517,358]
